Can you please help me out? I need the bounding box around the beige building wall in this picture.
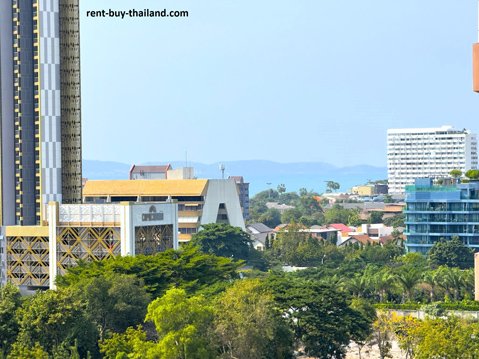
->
[352,186,374,196]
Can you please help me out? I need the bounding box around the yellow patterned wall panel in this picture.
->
[56,226,120,276]
[6,235,49,287]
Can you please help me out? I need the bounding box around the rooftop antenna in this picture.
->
[185,150,188,168]
[219,163,225,179]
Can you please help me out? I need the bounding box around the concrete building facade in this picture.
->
[229,176,250,220]
[3,201,178,290]
[0,0,82,226]
[1,0,82,285]
[83,179,246,242]
[129,164,172,180]
[404,178,479,254]
[387,126,478,194]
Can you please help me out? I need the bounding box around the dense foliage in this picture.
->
[428,236,474,269]
[1,222,478,358]
[248,187,404,228]
[56,246,241,298]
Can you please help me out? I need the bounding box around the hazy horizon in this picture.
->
[80,0,479,167]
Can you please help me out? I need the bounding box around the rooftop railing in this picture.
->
[405,185,458,192]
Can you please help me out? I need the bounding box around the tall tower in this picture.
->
[0,0,82,226]
[387,126,478,194]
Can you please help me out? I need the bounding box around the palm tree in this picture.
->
[421,270,438,302]
[372,270,397,302]
[395,267,421,302]
[346,274,371,298]
[434,266,466,301]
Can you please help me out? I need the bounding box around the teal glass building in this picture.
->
[405,178,479,253]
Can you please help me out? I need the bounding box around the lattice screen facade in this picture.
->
[56,227,120,276]
[6,236,49,287]
[135,225,174,255]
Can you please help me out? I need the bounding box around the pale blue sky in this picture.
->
[80,0,479,167]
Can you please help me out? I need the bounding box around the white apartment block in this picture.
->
[387,126,478,194]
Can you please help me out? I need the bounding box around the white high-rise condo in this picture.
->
[387,126,478,194]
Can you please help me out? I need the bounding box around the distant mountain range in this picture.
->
[82,160,387,195]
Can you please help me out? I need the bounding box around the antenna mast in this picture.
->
[219,163,225,179]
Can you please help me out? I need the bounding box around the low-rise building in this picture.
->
[246,223,275,251]
[129,164,172,180]
[351,185,374,197]
[339,234,376,247]
[4,201,178,290]
[305,225,341,244]
[357,224,394,239]
[83,179,245,242]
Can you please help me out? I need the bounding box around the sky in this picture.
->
[80,0,479,167]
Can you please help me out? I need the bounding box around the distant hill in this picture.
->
[82,159,387,195]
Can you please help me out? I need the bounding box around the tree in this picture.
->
[12,288,98,358]
[251,189,279,203]
[326,181,340,193]
[271,223,325,266]
[350,298,376,359]
[0,283,22,356]
[370,311,393,359]
[72,274,150,340]
[214,279,293,359]
[267,277,370,358]
[383,194,394,203]
[57,246,242,299]
[9,342,49,359]
[281,208,302,224]
[450,169,462,179]
[277,183,286,194]
[100,289,215,359]
[383,213,404,228]
[258,208,282,228]
[347,209,363,226]
[433,266,471,301]
[368,211,383,224]
[324,204,356,225]
[190,223,253,260]
[278,192,300,205]
[100,326,149,359]
[372,270,397,302]
[390,313,421,359]
[145,289,215,359]
[428,237,474,269]
[412,316,479,359]
[395,267,421,302]
[345,274,372,299]
[465,169,479,180]
[249,200,268,221]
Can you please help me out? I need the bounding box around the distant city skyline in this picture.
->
[80,0,479,167]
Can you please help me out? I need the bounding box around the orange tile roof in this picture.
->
[330,223,352,232]
[83,179,208,197]
[350,234,376,245]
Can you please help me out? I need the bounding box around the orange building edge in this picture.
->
[473,43,479,92]
[475,252,479,301]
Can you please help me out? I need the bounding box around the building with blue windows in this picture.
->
[405,178,479,253]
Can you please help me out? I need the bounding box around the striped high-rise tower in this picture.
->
[0,0,82,226]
